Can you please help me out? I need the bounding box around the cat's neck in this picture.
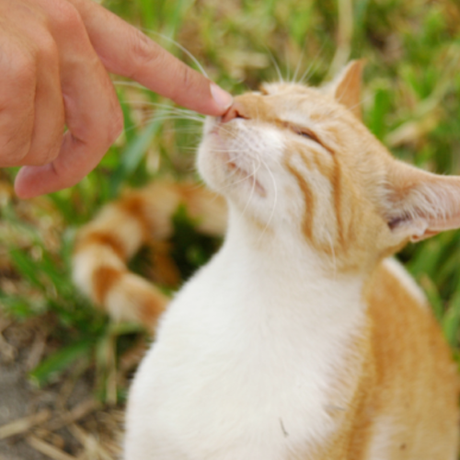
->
[214,203,367,326]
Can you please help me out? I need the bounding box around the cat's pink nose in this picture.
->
[221,101,249,123]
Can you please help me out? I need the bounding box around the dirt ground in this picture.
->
[0,314,124,460]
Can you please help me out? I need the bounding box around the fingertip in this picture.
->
[14,167,35,199]
[210,84,233,114]
[188,83,233,117]
[14,164,61,199]
[14,166,45,199]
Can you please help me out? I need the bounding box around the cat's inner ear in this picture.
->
[384,162,460,243]
[326,60,365,120]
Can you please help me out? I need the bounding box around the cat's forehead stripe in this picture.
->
[285,157,315,241]
[285,141,350,259]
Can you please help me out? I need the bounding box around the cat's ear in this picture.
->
[384,161,460,243]
[326,60,365,120]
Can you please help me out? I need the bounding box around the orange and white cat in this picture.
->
[73,61,459,459]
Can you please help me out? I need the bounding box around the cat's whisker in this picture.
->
[129,102,202,116]
[166,131,202,137]
[214,124,242,139]
[240,158,263,218]
[264,46,284,83]
[243,161,260,214]
[291,46,307,84]
[149,131,192,147]
[116,92,205,123]
[140,28,209,78]
[140,112,203,122]
[121,115,204,135]
[298,42,326,84]
[208,147,248,154]
[139,107,203,117]
[143,109,204,118]
[284,47,291,83]
[140,108,198,118]
[345,94,374,114]
[209,152,262,193]
[228,169,262,188]
[143,115,205,124]
[113,80,147,90]
[144,115,204,124]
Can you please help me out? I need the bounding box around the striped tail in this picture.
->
[72,181,227,332]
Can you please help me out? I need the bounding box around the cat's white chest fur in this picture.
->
[124,211,366,460]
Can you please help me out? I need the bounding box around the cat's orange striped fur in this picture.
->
[73,61,459,459]
[73,181,227,331]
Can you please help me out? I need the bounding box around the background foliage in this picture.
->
[1,0,460,399]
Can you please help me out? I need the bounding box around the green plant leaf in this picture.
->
[29,339,93,387]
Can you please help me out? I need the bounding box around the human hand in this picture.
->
[1,0,233,199]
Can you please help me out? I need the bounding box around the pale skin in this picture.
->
[0,0,233,199]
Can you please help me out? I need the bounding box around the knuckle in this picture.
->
[48,1,83,34]
[179,65,195,92]
[5,47,37,85]
[130,32,161,73]
[167,64,197,104]
[34,32,58,65]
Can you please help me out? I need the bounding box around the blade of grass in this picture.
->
[29,339,93,387]
[109,108,169,197]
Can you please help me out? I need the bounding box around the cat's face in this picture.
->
[198,62,460,272]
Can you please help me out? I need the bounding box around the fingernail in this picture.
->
[210,83,233,110]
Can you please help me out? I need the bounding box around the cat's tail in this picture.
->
[72,181,226,331]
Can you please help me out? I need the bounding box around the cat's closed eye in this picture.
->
[289,124,333,154]
[290,125,317,142]
[297,130,314,140]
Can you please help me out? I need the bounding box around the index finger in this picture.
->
[68,0,233,116]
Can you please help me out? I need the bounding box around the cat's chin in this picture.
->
[222,152,267,197]
[198,144,266,203]
[197,121,267,199]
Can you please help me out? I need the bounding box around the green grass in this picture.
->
[1,0,460,397]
